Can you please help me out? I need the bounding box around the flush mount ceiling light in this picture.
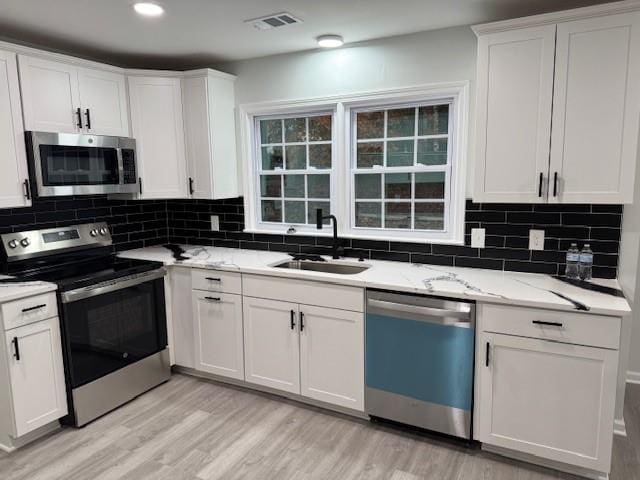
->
[317,35,344,48]
[133,2,164,17]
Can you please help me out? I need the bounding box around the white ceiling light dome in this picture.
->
[133,2,164,17]
[317,35,344,48]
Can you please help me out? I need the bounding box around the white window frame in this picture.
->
[240,82,468,244]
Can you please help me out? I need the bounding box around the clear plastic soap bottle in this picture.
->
[579,244,593,281]
[565,243,580,279]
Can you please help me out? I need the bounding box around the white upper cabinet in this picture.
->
[18,55,129,136]
[474,26,556,203]
[0,50,30,208]
[183,70,239,200]
[549,12,640,204]
[473,5,640,204]
[127,75,188,199]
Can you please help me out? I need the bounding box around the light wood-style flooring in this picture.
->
[0,374,638,480]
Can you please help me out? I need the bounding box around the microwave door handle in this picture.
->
[60,268,166,303]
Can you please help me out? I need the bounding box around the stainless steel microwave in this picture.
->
[26,131,138,197]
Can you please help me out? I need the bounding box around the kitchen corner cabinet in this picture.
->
[473,8,640,204]
[183,70,239,200]
[0,50,30,209]
[18,55,129,136]
[127,75,188,199]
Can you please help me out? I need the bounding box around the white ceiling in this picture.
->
[0,0,612,69]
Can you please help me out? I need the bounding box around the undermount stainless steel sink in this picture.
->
[272,260,370,275]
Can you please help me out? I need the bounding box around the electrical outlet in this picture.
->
[471,228,485,248]
[210,215,220,231]
[529,229,545,250]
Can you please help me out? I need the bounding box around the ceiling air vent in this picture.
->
[246,13,302,31]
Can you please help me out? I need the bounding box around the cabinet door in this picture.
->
[299,305,364,411]
[242,297,300,394]
[5,317,67,437]
[78,67,129,136]
[0,50,30,208]
[183,75,213,199]
[478,333,618,473]
[193,291,244,380]
[18,55,80,134]
[474,26,556,203]
[128,76,188,199]
[550,13,640,204]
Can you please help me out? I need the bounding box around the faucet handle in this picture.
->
[316,208,324,230]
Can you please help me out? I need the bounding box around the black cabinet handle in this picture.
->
[139,177,143,194]
[290,310,296,330]
[532,320,563,327]
[22,303,46,313]
[12,337,20,361]
[538,172,543,197]
[205,277,221,282]
[553,172,558,197]
[300,312,305,331]
[204,296,221,302]
[23,179,31,200]
[76,108,82,129]
[189,177,194,195]
[485,342,490,367]
[85,108,91,129]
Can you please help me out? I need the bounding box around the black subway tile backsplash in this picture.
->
[0,197,622,279]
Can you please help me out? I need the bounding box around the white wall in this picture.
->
[217,26,478,196]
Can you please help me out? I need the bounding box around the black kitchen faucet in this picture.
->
[316,208,343,259]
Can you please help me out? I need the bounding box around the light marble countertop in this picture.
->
[118,245,631,317]
[0,275,57,303]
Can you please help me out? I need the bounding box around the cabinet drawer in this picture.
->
[2,292,58,331]
[192,269,241,294]
[243,274,364,312]
[479,304,620,349]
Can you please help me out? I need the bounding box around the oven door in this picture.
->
[27,131,138,196]
[59,270,167,389]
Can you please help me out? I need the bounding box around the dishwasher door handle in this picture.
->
[367,299,472,325]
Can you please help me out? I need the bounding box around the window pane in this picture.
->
[357,111,384,139]
[387,108,415,137]
[260,119,282,144]
[284,201,306,223]
[385,202,411,229]
[284,117,307,143]
[355,202,382,228]
[418,105,448,136]
[261,200,282,222]
[308,201,330,225]
[357,142,383,168]
[355,174,381,199]
[415,203,444,230]
[385,173,411,199]
[284,174,305,198]
[309,144,331,169]
[415,172,445,199]
[285,145,306,170]
[260,175,281,197]
[307,174,330,199]
[417,138,447,165]
[262,146,283,170]
[309,115,331,141]
[387,140,414,167]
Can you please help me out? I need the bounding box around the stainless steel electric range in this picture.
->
[0,222,170,427]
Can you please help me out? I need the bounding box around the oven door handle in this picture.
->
[60,268,166,303]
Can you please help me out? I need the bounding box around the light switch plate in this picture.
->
[471,228,485,248]
[529,229,545,250]
[210,215,220,231]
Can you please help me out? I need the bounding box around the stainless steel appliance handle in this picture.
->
[367,299,472,322]
[61,268,166,303]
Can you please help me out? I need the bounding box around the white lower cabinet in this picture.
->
[193,291,244,380]
[4,317,67,438]
[242,297,300,394]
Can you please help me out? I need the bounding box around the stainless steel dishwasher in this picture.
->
[365,289,476,440]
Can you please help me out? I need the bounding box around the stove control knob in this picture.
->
[99,228,108,236]
[20,238,30,247]
[7,239,18,249]
[90,229,98,237]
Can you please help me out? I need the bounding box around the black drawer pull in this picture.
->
[22,303,46,313]
[205,277,221,282]
[290,309,296,330]
[23,179,31,200]
[12,337,20,361]
[189,177,195,195]
[553,172,558,197]
[204,296,221,302]
[85,108,91,129]
[485,342,490,367]
[76,108,83,129]
[532,320,563,327]
[300,312,305,331]
[538,172,543,197]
